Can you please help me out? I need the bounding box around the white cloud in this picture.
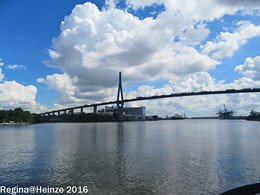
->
[37,73,80,105]
[37,73,76,95]
[0,81,46,113]
[179,23,210,46]
[0,58,47,113]
[0,59,4,81]
[127,0,239,21]
[126,72,260,117]
[37,1,260,116]
[164,0,238,22]
[169,72,222,92]
[218,0,260,11]
[201,21,260,59]
[43,2,220,100]
[0,59,4,66]
[6,64,27,70]
[0,68,4,82]
[48,49,60,59]
[235,56,260,80]
[163,47,220,77]
[126,0,260,16]
[137,84,173,97]
[127,0,164,9]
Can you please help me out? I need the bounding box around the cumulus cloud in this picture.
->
[218,0,260,10]
[38,1,260,116]
[127,0,164,9]
[127,0,260,15]
[0,81,46,113]
[43,2,220,100]
[127,0,240,22]
[201,21,260,59]
[0,58,46,113]
[127,72,260,117]
[37,73,79,105]
[136,84,174,97]
[37,73,76,95]
[178,24,210,46]
[235,56,260,80]
[36,72,118,106]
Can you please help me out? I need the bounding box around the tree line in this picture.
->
[0,108,34,124]
[35,113,115,123]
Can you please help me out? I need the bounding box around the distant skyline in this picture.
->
[0,0,260,117]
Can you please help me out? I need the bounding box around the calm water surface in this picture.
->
[0,120,260,194]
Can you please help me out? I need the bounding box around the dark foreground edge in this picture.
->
[220,183,260,195]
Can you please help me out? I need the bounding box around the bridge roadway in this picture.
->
[40,88,260,116]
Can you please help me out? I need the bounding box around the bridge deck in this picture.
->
[40,88,260,115]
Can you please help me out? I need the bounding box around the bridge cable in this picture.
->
[96,77,119,103]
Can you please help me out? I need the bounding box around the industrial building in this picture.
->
[123,106,146,121]
[98,106,145,121]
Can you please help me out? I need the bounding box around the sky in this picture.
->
[0,0,260,117]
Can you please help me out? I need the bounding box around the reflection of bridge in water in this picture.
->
[40,72,260,117]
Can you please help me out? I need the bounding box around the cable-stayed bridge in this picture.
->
[40,72,260,117]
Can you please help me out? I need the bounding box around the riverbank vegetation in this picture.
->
[0,108,34,124]
[34,113,115,123]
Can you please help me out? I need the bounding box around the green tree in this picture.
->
[0,108,34,124]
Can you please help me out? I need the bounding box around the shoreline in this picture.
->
[0,123,31,127]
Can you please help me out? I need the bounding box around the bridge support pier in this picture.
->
[80,107,83,114]
[93,106,97,114]
[117,107,124,121]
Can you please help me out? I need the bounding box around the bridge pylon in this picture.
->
[117,72,124,121]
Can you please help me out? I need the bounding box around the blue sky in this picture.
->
[0,0,260,116]
[0,0,91,106]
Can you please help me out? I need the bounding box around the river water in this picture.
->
[0,120,259,194]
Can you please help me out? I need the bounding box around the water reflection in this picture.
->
[0,125,36,185]
[0,120,260,194]
[215,120,260,190]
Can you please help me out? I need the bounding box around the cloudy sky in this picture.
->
[0,0,260,117]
